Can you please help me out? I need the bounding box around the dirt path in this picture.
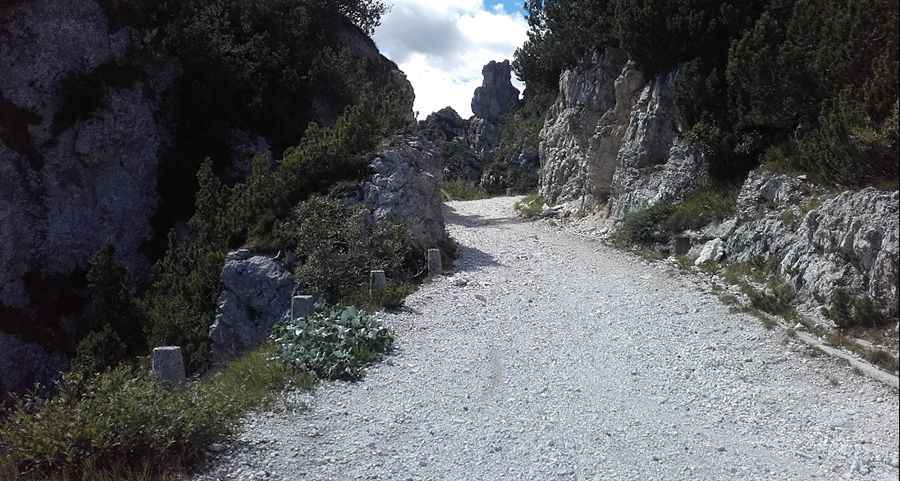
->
[196,197,899,481]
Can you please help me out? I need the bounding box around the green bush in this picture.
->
[743,279,797,319]
[827,289,889,329]
[341,282,416,312]
[616,203,676,245]
[663,187,737,233]
[72,245,146,374]
[278,196,421,301]
[0,346,306,479]
[272,305,393,380]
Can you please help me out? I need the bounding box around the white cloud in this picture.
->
[374,0,527,119]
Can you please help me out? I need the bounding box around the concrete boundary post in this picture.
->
[427,249,442,278]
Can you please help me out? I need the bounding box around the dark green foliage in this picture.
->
[515,0,617,95]
[827,289,889,329]
[483,92,554,193]
[663,186,737,233]
[279,197,420,301]
[727,0,899,187]
[72,246,146,374]
[616,203,676,245]
[272,305,393,380]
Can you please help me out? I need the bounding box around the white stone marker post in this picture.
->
[370,270,387,297]
[427,248,442,278]
[152,346,186,385]
[292,295,315,321]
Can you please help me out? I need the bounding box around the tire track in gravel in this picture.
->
[196,196,899,481]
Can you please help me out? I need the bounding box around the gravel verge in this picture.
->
[194,196,899,481]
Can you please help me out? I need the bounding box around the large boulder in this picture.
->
[363,136,448,250]
[209,250,295,362]
[471,60,520,122]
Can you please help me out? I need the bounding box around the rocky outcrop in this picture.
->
[419,107,467,142]
[363,135,448,250]
[209,250,295,362]
[465,61,519,163]
[725,170,899,317]
[538,51,707,217]
[471,60,520,122]
[538,49,633,206]
[418,108,481,182]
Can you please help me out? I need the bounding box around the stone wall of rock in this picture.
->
[209,250,295,362]
[538,51,706,217]
[724,170,899,317]
[363,135,448,250]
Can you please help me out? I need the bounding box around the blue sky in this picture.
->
[485,0,525,13]
[374,0,528,118]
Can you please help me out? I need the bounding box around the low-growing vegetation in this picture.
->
[271,305,394,381]
[615,186,738,247]
[514,193,546,219]
[0,346,311,481]
[826,289,890,329]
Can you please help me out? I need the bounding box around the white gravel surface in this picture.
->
[195,197,899,481]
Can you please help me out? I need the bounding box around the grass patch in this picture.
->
[272,305,393,381]
[514,193,545,219]
[864,349,900,373]
[675,255,693,271]
[440,179,490,201]
[742,279,798,320]
[0,346,309,481]
[341,282,416,312]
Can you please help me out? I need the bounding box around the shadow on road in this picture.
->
[444,205,523,229]
[452,244,501,273]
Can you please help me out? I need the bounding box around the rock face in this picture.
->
[466,61,520,163]
[539,49,632,206]
[0,0,171,310]
[0,0,174,395]
[471,60,520,122]
[209,250,295,362]
[538,51,706,217]
[725,170,899,317]
[363,136,448,250]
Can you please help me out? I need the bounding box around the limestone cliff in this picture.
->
[538,50,706,216]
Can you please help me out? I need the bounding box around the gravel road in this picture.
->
[195,197,899,481]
